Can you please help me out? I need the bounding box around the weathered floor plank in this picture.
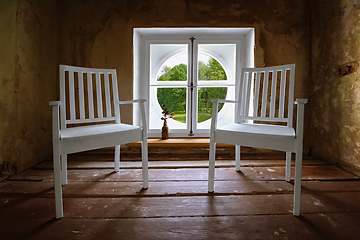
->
[1,212,360,240]
[1,192,360,219]
[0,181,295,196]
[1,158,360,239]
[33,158,329,169]
[2,180,360,199]
[9,165,357,182]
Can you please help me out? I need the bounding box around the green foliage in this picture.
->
[172,112,186,123]
[169,64,187,81]
[158,64,187,81]
[157,88,186,114]
[157,66,171,81]
[157,58,227,123]
[200,58,227,81]
[198,61,207,80]
[198,87,226,115]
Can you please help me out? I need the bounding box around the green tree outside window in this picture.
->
[157,58,227,123]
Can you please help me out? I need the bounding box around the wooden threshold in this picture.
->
[127,138,233,148]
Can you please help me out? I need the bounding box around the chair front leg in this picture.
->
[53,147,63,219]
[61,154,68,186]
[208,100,219,193]
[50,102,63,218]
[235,145,241,172]
[208,139,216,193]
[141,138,149,189]
[114,145,120,172]
[293,147,303,216]
[293,98,307,216]
[285,152,291,182]
[139,99,149,190]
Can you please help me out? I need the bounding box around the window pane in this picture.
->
[197,87,227,123]
[157,53,188,82]
[157,88,187,123]
[198,54,227,81]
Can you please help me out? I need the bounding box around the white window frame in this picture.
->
[133,28,255,138]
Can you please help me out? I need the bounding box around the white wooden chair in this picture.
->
[208,64,307,216]
[50,65,148,219]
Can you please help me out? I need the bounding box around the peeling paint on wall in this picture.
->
[1,0,311,172]
[58,0,310,129]
[338,61,358,76]
[0,0,57,173]
[311,0,360,172]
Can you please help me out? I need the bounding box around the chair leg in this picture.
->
[61,154,68,186]
[285,152,291,182]
[293,148,303,216]
[53,149,63,219]
[114,145,120,172]
[235,145,241,172]
[141,139,149,189]
[208,139,216,193]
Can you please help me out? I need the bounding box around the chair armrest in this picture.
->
[295,98,307,139]
[118,99,147,105]
[211,99,238,104]
[50,101,61,106]
[211,99,238,129]
[294,99,308,105]
[118,99,148,135]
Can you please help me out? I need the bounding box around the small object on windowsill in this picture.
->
[161,104,174,140]
[161,121,169,139]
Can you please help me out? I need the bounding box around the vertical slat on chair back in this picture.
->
[238,64,295,127]
[59,65,119,128]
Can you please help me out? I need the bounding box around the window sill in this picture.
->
[127,138,233,148]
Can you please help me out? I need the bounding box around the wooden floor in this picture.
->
[1,150,360,239]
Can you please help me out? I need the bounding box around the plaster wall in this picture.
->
[311,0,360,172]
[58,0,311,129]
[1,0,312,173]
[0,0,57,175]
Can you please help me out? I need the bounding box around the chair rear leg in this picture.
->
[235,145,241,172]
[54,149,63,218]
[285,152,291,182]
[208,140,216,193]
[141,139,149,189]
[114,145,120,172]
[61,154,68,186]
[293,148,303,216]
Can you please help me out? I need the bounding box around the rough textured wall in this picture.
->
[0,0,311,174]
[311,0,360,172]
[0,0,57,175]
[58,0,311,133]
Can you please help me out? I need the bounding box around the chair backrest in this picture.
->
[237,64,295,127]
[59,65,120,129]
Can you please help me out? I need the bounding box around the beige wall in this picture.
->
[0,0,57,174]
[311,0,360,172]
[2,0,314,173]
[58,0,311,125]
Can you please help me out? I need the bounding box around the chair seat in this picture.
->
[217,123,295,138]
[60,123,141,140]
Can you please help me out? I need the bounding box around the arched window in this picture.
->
[134,28,255,137]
